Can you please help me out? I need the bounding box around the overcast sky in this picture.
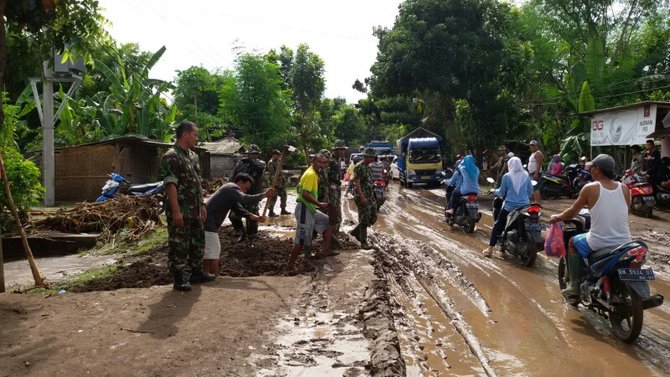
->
[99,0,404,103]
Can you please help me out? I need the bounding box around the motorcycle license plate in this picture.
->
[465,203,478,208]
[643,196,656,204]
[617,268,655,281]
[525,223,542,231]
[421,176,431,180]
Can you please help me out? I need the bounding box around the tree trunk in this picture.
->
[0,0,7,130]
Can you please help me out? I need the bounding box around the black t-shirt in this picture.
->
[204,183,265,232]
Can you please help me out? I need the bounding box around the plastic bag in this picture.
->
[544,222,566,258]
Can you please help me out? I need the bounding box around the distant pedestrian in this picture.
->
[286,153,336,272]
[527,140,544,203]
[160,121,215,291]
[202,173,273,276]
[350,147,377,249]
[266,149,289,217]
[229,144,266,242]
[328,140,348,248]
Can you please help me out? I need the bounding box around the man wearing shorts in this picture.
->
[203,173,273,276]
[286,153,336,272]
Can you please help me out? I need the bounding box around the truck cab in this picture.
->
[398,137,443,187]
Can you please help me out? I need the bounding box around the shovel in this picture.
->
[261,145,297,218]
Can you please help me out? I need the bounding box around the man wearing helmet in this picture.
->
[229,144,266,242]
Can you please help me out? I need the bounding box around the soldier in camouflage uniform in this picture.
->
[161,121,215,291]
[327,140,348,248]
[317,149,332,204]
[229,144,266,242]
[350,147,377,249]
[266,149,290,217]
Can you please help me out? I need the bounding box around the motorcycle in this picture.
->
[445,192,481,233]
[373,178,386,210]
[498,202,543,266]
[96,173,164,202]
[442,169,479,233]
[564,163,592,196]
[622,170,655,218]
[539,173,574,199]
[558,209,664,343]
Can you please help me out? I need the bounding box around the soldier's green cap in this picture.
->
[363,147,376,157]
[332,139,348,150]
[247,144,261,154]
[319,149,332,159]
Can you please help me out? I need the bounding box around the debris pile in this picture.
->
[32,196,162,242]
[202,177,228,195]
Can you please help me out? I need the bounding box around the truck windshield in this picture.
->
[409,147,441,163]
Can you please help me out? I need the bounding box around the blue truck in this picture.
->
[396,128,443,188]
[364,140,394,156]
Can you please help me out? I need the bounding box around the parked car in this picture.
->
[391,156,400,180]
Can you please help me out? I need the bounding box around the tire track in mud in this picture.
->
[372,233,496,376]
[369,184,670,376]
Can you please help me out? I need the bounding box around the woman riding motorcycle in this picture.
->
[446,155,480,216]
[484,157,534,257]
[547,154,564,176]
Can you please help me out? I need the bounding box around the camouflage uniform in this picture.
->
[229,151,266,237]
[160,144,205,278]
[266,157,288,214]
[317,149,332,204]
[352,150,377,245]
[325,154,344,234]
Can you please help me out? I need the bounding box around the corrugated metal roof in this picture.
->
[201,137,243,155]
[578,101,670,116]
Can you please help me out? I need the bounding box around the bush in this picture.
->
[1,99,45,233]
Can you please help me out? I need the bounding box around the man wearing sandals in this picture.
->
[286,153,337,272]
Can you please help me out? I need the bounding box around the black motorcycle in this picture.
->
[497,203,543,267]
[373,177,387,210]
[446,192,481,233]
[558,209,664,342]
[539,173,573,199]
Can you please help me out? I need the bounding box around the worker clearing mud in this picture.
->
[286,153,337,272]
[229,144,266,243]
[266,149,290,217]
[350,147,377,249]
[202,173,273,276]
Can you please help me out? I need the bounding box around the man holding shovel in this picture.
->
[327,140,348,248]
[286,153,337,272]
[266,149,290,217]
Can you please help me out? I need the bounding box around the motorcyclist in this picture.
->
[484,157,533,257]
[444,162,463,220]
[550,154,632,296]
[547,154,564,176]
[446,155,480,216]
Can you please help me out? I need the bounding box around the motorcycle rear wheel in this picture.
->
[521,234,537,267]
[557,256,579,307]
[609,279,643,343]
[464,216,476,233]
[631,196,653,218]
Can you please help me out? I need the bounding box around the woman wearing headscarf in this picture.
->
[547,154,564,175]
[484,157,534,257]
[446,155,480,215]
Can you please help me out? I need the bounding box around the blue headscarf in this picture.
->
[460,155,479,181]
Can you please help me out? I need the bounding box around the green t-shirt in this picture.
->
[297,166,319,213]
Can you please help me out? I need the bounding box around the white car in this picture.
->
[390,156,400,180]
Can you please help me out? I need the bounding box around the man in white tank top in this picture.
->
[528,140,543,203]
[550,154,632,296]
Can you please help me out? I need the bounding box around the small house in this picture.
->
[46,136,209,203]
[201,136,243,178]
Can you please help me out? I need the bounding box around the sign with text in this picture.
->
[590,104,657,146]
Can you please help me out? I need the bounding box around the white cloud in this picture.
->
[100,0,403,103]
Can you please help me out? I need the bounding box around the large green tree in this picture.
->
[369,0,527,151]
[173,66,226,141]
[219,54,291,154]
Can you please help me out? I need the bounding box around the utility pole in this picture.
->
[42,61,55,206]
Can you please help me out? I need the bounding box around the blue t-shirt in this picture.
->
[495,173,533,211]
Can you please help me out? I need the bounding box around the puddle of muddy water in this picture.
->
[252,311,370,376]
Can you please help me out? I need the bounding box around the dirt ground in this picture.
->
[2,184,670,376]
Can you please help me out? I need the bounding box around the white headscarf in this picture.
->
[507,157,528,194]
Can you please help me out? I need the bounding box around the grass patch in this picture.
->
[23,264,119,296]
[82,227,168,256]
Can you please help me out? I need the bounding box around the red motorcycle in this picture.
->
[374,170,388,210]
[622,169,655,218]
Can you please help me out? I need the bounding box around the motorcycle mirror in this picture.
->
[486,177,495,183]
[531,179,538,186]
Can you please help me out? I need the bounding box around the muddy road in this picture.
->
[343,183,670,376]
